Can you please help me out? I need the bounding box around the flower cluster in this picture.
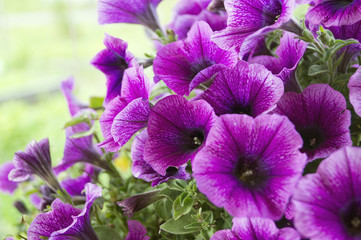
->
[2,0,361,239]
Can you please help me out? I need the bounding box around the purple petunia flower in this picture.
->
[273,84,352,161]
[91,34,138,105]
[131,130,191,187]
[198,60,284,116]
[349,66,361,117]
[144,95,217,175]
[9,138,62,193]
[212,0,295,56]
[168,0,227,40]
[28,183,102,240]
[193,114,306,219]
[61,77,88,116]
[306,0,361,27]
[98,0,162,31]
[211,217,300,240]
[61,165,95,196]
[153,21,237,95]
[292,146,361,239]
[126,220,150,240]
[0,162,18,194]
[249,32,307,92]
[98,66,152,152]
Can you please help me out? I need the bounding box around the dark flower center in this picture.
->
[297,126,325,151]
[230,105,251,115]
[328,0,354,8]
[233,156,267,188]
[341,199,361,236]
[184,129,205,151]
[166,166,179,176]
[262,1,282,25]
[190,58,215,79]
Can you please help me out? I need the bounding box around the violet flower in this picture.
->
[168,0,227,40]
[131,130,191,187]
[126,220,150,240]
[60,165,95,197]
[98,0,162,32]
[98,66,152,152]
[28,183,102,240]
[0,162,18,194]
[61,77,88,116]
[144,95,217,175]
[9,138,62,193]
[193,114,306,219]
[199,60,284,116]
[211,217,300,240]
[212,0,295,56]
[292,146,361,239]
[153,21,237,95]
[118,190,161,217]
[273,84,352,161]
[348,67,361,117]
[91,34,138,105]
[249,32,307,92]
[306,0,361,27]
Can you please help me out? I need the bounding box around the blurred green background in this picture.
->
[0,0,174,238]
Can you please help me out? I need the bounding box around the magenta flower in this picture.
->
[27,183,102,240]
[60,165,95,196]
[306,0,361,27]
[0,162,18,194]
[211,217,300,240]
[293,146,361,239]
[98,0,162,31]
[144,95,217,175]
[131,130,191,187]
[199,60,284,116]
[61,77,88,116]
[153,21,237,95]
[168,0,227,40]
[193,114,306,219]
[273,84,352,161]
[212,0,295,56]
[249,32,307,92]
[91,34,138,105]
[98,66,152,152]
[126,220,150,240]
[349,67,361,117]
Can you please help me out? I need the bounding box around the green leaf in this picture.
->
[173,192,195,220]
[63,110,97,128]
[308,65,329,76]
[155,199,173,221]
[89,96,104,109]
[94,226,121,240]
[70,123,96,139]
[158,188,182,201]
[329,39,359,58]
[160,214,198,234]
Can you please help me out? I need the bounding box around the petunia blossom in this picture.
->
[125,220,150,240]
[27,183,102,240]
[91,34,138,105]
[199,60,284,116]
[0,162,18,194]
[98,0,162,32]
[293,146,361,239]
[131,130,191,187]
[273,84,352,161]
[211,217,300,240]
[153,21,237,95]
[144,95,217,175]
[348,67,361,117]
[193,114,306,219]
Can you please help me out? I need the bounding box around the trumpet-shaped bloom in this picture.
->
[199,60,284,116]
[349,67,361,117]
[211,217,300,240]
[212,0,295,56]
[306,0,361,27]
[131,130,191,187]
[249,32,307,92]
[60,165,95,196]
[91,34,138,105]
[293,146,361,239]
[193,114,306,219]
[273,84,352,161]
[144,95,217,175]
[98,66,152,152]
[126,220,150,240]
[153,21,237,95]
[0,162,18,194]
[98,0,162,31]
[28,183,102,240]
